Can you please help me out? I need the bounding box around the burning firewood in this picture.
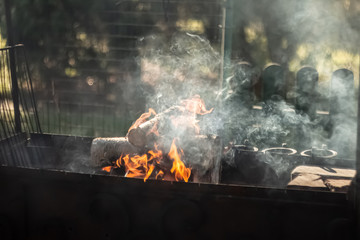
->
[127,95,213,148]
[91,135,220,183]
[93,95,216,183]
[126,106,184,147]
[180,135,222,183]
[90,137,141,167]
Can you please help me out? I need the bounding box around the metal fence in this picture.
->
[37,100,131,137]
[32,0,224,137]
[0,45,41,139]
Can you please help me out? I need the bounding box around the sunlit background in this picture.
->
[0,0,359,137]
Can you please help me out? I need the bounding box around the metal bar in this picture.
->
[21,47,42,133]
[115,0,220,5]
[4,0,14,46]
[356,54,360,239]
[0,50,21,164]
[4,0,21,133]
[0,44,24,51]
[101,10,222,17]
[219,0,226,90]
[221,0,233,86]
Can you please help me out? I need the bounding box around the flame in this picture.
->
[148,147,163,163]
[168,139,191,182]
[144,164,155,182]
[116,148,163,182]
[116,139,190,182]
[181,95,213,115]
[155,170,164,179]
[115,95,212,183]
[102,166,112,172]
[118,154,148,178]
[128,108,157,133]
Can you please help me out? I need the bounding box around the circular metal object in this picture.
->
[261,147,297,155]
[233,140,258,152]
[233,144,258,152]
[300,148,337,158]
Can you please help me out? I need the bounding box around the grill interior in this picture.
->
[1,0,359,239]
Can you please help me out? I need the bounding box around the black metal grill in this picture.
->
[0,0,359,237]
[0,45,358,239]
[0,45,41,167]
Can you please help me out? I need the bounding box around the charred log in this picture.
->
[126,106,183,147]
[90,137,140,167]
[181,135,222,184]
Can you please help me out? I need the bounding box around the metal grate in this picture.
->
[0,44,42,166]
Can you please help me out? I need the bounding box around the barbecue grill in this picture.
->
[1,1,360,240]
[0,44,358,239]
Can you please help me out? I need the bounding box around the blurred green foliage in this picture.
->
[2,0,108,83]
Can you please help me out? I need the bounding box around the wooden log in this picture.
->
[90,137,141,167]
[295,66,319,119]
[91,134,222,183]
[223,61,256,109]
[287,173,328,191]
[126,106,183,147]
[180,135,222,184]
[329,68,354,117]
[261,64,285,102]
[326,69,356,158]
[293,67,319,150]
[290,166,355,180]
[287,165,355,192]
[324,179,352,192]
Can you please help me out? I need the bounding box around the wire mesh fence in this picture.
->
[0,45,42,166]
[0,45,41,139]
[27,0,224,138]
[37,100,132,137]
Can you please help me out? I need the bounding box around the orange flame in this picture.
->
[148,147,163,163]
[102,166,112,172]
[116,139,190,182]
[155,170,164,179]
[128,108,157,133]
[116,148,163,182]
[168,139,191,182]
[144,164,155,182]
[116,95,211,183]
[181,95,213,115]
